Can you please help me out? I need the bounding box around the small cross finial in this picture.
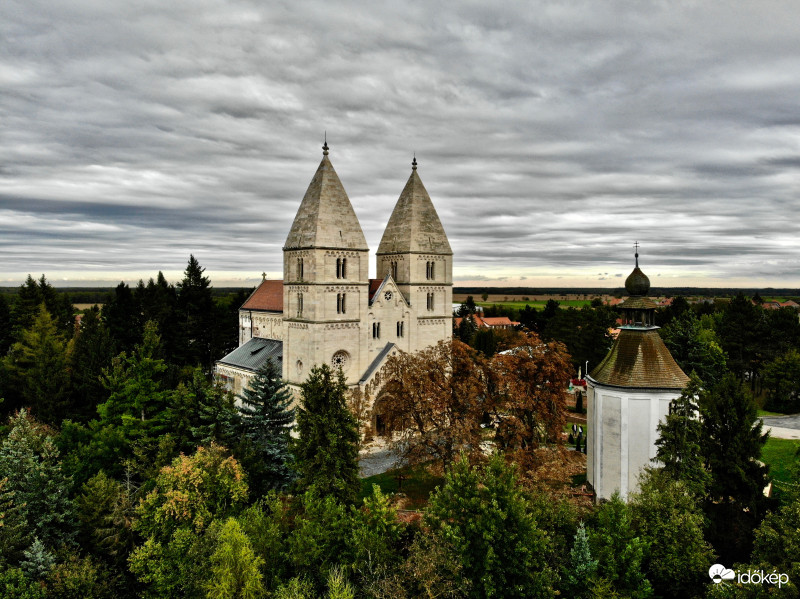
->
[322,131,328,156]
[633,241,640,267]
[412,153,417,171]
[262,272,267,281]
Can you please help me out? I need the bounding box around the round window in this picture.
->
[331,350,349,372]
[384,291,393,301]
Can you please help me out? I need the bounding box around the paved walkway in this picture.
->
[761,415,800,440]
[358,437,400,477]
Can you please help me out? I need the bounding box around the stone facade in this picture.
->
[216,147,452,399]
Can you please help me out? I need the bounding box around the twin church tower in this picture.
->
[216,143,453,394]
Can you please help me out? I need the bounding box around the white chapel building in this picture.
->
[215,143,453,400]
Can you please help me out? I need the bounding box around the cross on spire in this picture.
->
[323,131,328,156]
[633,241,640,267]
[262,272,267,281]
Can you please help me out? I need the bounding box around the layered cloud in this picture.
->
[1,0,798,286]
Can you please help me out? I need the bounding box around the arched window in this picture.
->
[342,257,347,278]
[396,321,404,337]
[337,293,347,314]
[336,257,348,279]
[372,322,381,339]
[297,292,304,317]
[391,261,398,280]
[297,257,304,280]
[427,292,434,311]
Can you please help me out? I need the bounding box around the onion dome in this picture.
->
[625,245,650,296]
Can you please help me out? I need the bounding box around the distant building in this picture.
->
[453,314,519,330]
[215,145,453,401]
[587,250,689,501]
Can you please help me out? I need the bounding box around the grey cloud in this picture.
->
[1,0,799,285]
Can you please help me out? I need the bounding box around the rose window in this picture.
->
[331,350,349,371]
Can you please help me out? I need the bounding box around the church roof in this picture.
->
[241,280,283,312]
[377,162,452,255]
[284,150,368,251]
[589,328,689,389]
[217,338,283,372]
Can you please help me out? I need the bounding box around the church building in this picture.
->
[215,142,453,398]
[586,248,689,500]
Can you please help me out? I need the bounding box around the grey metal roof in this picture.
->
[359,342,397,384]
[217,338,283,372]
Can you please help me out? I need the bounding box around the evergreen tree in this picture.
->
[20,538,55,580]
[102,282,142,354]
[629,472,713,599]
[0,410,77,554]
[700,373,770,564]
[588,493,653,599]
[205,518,266,599]
[176,255,217,369]
[455,314,477,344]
[3,305,69,423]
[97,321,169,456]
[10,275,74,342]
[292,365,360,504]
[425,455,556,599]
[563,522,597,599]
[136,272,179,362]
[238,359,295,495]
[67,306,116,422]
[762,349,800,413]
[653,374,710,497]
[0,293,11,357]
[659,311,727,387]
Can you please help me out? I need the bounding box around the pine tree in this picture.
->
[205,518,266,599]
[3,305,69,423]
[563,522,597,598]
[700,373,769,564]
[238,359,295,495]
[67,306,115,422]
[20,538,55,580]
[653,374,710,497]
[292,365,360,504]
[177,254,217,369]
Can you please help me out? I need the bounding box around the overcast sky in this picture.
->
[2,0,799,289]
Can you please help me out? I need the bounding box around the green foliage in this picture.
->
[0,567,46,599]
[653,374,710,497]
[67,306,115,422]
[46,550,119,599]
[273,577,315,599]
[237,496,292,592]
[292,365,360,504]
[102,282,142,354]
[97,321,169,467]
[3,305,69,424]
[762,349,800,413]
[629,471,713,599]
[543,305,615,371]
[10,275,74,341]
[134,444,248,542]
[325,566,354,599]
[659,311,727,387]
[563,523,597,599]
[237,359,295,495]
[455,313,477,344]
[0,410,76,554]
[0,476,28,568]
[177,254,218,370]
[700,374,770,563]
[588,493,652,599]
[425,455,556,598]
[128,525,215,599]
[76,470,138,565]
[205,517,266,599]
[717,293,765,381]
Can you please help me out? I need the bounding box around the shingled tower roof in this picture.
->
[284,143,368,251]
[589,244,689,390]
[377,158,452,255]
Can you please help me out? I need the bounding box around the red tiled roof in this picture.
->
[454,315,518,329]
[369,278,382,301]
[241,280,283,312]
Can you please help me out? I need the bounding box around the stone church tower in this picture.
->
[215,144,453,398]
[586,248,689,501]
[376,156,453,352]
[281,141,370,387]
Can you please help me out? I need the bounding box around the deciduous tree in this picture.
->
[378,340,488,471]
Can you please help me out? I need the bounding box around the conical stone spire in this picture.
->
[284,145,368,250]
[377,159,452,255]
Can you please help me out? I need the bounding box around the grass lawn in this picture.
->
[758,409,785,418]
[360,464,444,509]
[762,437,800,486]
[476,299,592,311]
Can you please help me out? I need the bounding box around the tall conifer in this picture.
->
[292,365,359,504]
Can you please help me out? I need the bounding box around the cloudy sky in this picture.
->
[2,0,799,289]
